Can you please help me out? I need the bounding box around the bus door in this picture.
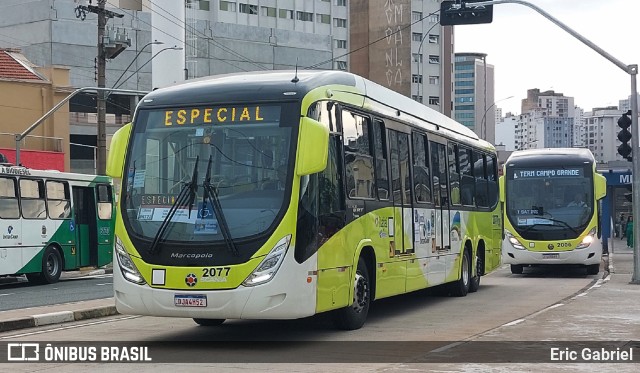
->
[388,130,413,257]
[429,140,450,283]
[71,186,98,267]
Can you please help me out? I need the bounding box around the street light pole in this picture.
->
[417,22,441,104]
[481,95,514,141]
[113,46,183,90]
[468,0,640,282]
[111,40,164,90]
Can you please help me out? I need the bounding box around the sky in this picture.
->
[454,0,640,115]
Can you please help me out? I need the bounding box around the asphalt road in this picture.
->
[0,263,612,371]
[0,274,113,311]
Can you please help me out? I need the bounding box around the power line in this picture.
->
[306,9,442,70]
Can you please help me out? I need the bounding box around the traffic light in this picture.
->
[440,1,494,26]
[617,110,632,161]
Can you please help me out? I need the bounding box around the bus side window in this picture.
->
[473,152,489,207]
[46,180,71,219]
[412,133,431,204]
[0,177,19,219]
[342,110,375,199]
[448,143,460,205]
[97,184,113,220]
[373,119,390,200]
[458,146,474,206]
[486,155,498,207]
[19,179,47,219]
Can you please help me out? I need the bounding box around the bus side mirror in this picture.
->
[594,173,606,200]
[296,117,328,176]
[499,175,505,203]
[106,123,132,179]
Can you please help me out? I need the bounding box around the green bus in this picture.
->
[107,70,502,330]
[0,166,114,284]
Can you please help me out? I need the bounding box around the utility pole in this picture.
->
[75,1,127,175]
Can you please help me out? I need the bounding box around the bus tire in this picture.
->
[450,249,471,297]
[469,253,482,293]
[510,264,523,274]
[31,246,62,284]
[586,264,599,275]
[193,318,225,326]
[333,258,370,330]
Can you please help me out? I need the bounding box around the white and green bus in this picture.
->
[0,166,114,284]
[501,148,607,275]
[107,70,502,330]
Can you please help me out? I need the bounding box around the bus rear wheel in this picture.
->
[27,246,62,285]
[586,264,600,275]
[193,318,225,326]
[450,249,471,297]
[510,264,524,275]
[333,257,370,330]
[469,253,482,293]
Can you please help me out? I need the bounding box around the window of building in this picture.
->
[335,60,347,70]
[412,53,422,63]
[412,32,422,42]
[335,39,347,49]
[220,1,236,11]
[317,13,330,23]
[239,3,258,14]
[336,0,347,5]
[334,18,347,27]
[261,6,276,17]
[428,55,439,64]
[412,11,422,22]
[297,11,313,21]
[279,9,294,19]
[429,96,440,106]
[412,74,423,84]
[428,34,439,44]
[429,75,439,85]
[430,14,439,23]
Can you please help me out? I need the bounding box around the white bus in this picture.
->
[0,165,114,284]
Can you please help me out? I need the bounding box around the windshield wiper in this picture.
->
[202,155,239,257]
[148,156,199,255]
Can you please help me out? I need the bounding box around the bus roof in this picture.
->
[141,70,486,147]
[506,148,595,167]
[0,165,111,182]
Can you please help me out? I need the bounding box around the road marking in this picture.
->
[95,283,111,286]
[429,341,465,353]
[0,293,14,297]
[0,315,140,339]
[502,318,525,327]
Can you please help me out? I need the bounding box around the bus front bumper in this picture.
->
[113,256,317,320]
[502,241,602,266]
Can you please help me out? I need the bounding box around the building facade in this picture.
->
[453,52,495,143]
[516,88,575,150]
[584,107,630,164]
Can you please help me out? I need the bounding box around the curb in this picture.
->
[0,305,118,333]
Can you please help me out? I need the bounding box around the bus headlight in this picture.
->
[575,228,596,249]
[115,236,146,285]
[243,235,291,287]
[505,231,525,250]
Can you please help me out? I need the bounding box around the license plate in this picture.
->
[174,294,207,307]
[542,253,559,259]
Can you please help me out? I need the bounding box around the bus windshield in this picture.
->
[122,104,293,245]
[505,165,593,240]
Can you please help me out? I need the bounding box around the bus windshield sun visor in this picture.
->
[148,156,200,255]
[202,155,239,257]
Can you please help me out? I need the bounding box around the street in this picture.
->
[0,274,113,312]
[0,263,620,371]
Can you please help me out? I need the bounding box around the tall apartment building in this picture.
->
[452,53,495,143]
[350,0,453,116]
[584,107,628,164]
[516,89,575,150]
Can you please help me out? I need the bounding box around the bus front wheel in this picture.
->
[193,318,225,326]
[27,246,62,285]
[510,264,524,274]
[333,257,370,330]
